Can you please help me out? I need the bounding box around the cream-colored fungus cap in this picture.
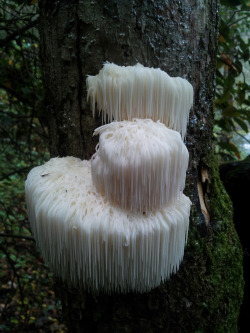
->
[86,63,193,138]
[25,157,191,293]
[91,119,189,213]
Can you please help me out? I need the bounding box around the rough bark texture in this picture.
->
[39,0,243,332]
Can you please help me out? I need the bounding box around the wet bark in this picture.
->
[39,0,243,332]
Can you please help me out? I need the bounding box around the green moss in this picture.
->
[188,152,244,332]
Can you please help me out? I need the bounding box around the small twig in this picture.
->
[218,9,250,39]
[235,131,250,144]
[224,9,250,28]
[229,15,250,27]
[0,233,35,242]
[0,18,39,47]
[0,244,24,307]
[0,3,37,25]
[0,83,31,105]
[0,166,32,182]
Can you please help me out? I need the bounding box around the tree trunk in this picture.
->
[39,0,243,332]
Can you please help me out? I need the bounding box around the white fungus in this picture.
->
[86,63,193,138]
[91,119,189,212]
[26,63,193,293]
[25,157,191,293]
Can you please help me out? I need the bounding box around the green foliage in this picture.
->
[0,1,66,331]
[215,0,250,161]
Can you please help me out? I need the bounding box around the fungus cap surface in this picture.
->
[86,63,193,138]
[25,157,191,293]
[92,119,189,212]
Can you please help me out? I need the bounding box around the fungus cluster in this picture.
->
[25,63,193,293]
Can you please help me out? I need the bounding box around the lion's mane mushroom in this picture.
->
[91,119,189,212]
[87,62,193,138]
[25,63,193,293]
[25,156,191,293]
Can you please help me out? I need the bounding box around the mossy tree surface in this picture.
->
[39,0,243,332]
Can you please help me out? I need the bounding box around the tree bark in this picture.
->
[39,0,243,332]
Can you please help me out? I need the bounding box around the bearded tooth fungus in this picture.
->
[25,63,193,293]
[86,62,193,138]
[25,157,191,293]
[91,119,189,212]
